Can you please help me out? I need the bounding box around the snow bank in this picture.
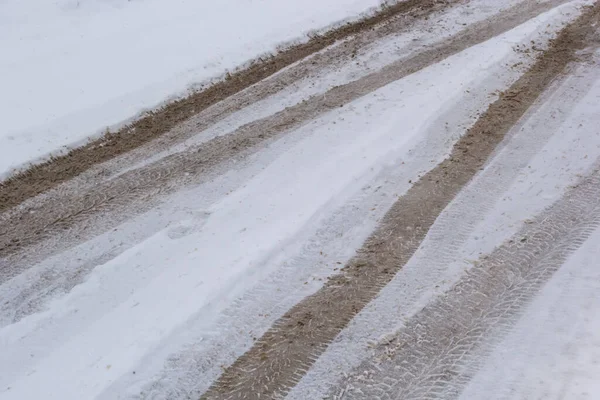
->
[0,0,383,178]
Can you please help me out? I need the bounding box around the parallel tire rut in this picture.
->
[0,0,566,283]
[0,0,454,214]
[200,4,600,398]
[332,164,600,400]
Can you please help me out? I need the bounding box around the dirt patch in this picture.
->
[200,4,600,399]
[0,0,453,214]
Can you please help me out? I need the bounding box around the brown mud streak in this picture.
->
[0,0,563,270]
[0,0,452,214]
[201,4,599,399]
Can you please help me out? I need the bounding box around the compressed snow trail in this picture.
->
[0,0,599,399]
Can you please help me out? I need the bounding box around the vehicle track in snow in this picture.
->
[200,4,600,399]
[287,43,600,400]
[0,0,456,214]
[1,1,598,399]
[329,161,600,400]
[0,0,568,283]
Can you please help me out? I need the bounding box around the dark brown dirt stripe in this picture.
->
[0,0,453,213]
[200,4,600,399]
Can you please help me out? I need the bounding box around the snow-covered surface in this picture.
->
[454,51,600,400]
[2,0,599,399]
[0,0,384,179]
[458,225,600,400]
[0,17,523,400]
[290,40,600,400]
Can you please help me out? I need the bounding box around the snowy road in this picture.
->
[1,0,600,399]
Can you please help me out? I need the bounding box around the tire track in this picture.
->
[0,0,455,214]
[288,40,600,400]
[330,163,600,400]
[99,55,519,398]
[199,5,600,399]
[455,227,600,400]
[87,0,459,175]
[0,0,567,283]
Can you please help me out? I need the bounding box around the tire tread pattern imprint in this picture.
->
[0,0,562,282]
[200,4,600,399]
[331,166,600,400]
[0,0,454,214]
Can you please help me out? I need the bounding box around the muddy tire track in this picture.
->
[93,0,459,175]
[0,0,456,214]
[330,163,600,400]
[200,5,600,399]
[287,50,600,400]
[0,0,566,282]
